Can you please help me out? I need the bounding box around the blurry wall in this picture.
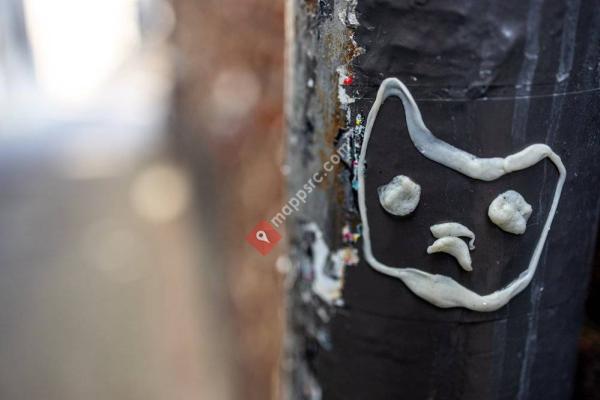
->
[0,0,237,399]
[170,0,286,399]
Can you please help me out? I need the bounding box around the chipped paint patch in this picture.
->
[332,246,359,268]
[336,65,355,105]
[338,0,359,27]
[303,222,359,305]
[335,0,362,110]
[341,223,361,243]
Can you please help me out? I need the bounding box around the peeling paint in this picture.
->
[338,0,359,27]
[303,222,358,306]
[285,1,367,395]
[341,223,361,243]
[336,65,355,105]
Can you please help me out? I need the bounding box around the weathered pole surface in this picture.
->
[285,1,600,399]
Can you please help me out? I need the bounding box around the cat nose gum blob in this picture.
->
[377,175,421,216]
[488,190,533,235]
[427,237,473,272]
[430,222,476,250]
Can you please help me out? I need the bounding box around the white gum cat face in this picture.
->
[357,78,566,312]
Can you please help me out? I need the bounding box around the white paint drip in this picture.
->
[357,77,566,312]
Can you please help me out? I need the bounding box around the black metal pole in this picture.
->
[285,1,600,399]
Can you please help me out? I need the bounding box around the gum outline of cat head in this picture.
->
[357,77,566,312]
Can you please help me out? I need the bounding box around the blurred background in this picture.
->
[0,0,283,399]
[0,0,597,399]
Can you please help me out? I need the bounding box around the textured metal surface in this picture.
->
[288,0,600,399]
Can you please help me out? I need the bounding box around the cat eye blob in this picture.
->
[488,190,532,234]
[377,175,421,216]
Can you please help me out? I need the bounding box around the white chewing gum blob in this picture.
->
[427,237,473,272]
[377,175,421,216]
[488,190,532,235]
[430,222,476,250]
